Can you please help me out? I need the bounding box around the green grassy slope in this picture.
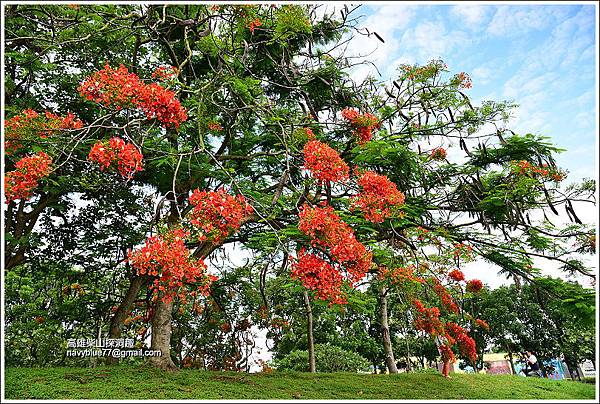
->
[4,366,596,400]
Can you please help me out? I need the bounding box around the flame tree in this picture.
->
[3,4,595,371]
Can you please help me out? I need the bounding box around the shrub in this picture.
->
[272,344,371,373]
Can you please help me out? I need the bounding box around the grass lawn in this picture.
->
[4,366,596,400]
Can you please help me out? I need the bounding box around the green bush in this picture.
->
[272,344,371,373]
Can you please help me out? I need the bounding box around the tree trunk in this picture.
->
[303,290,316,373]
[107,275,146,365]
[405,337,412,373]
[380,287,398,374]
[146,199,181,371]
[539,356,548,378]
[5,194,57,270]
[149,297,178,370]
[513,274,522,293]
[506,348,516,375]
[566,362,575,379]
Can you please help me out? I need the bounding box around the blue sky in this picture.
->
[349,3,597,182]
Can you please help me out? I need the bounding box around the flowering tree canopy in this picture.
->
[3,4,595,373]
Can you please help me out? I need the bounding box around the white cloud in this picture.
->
[487,6,569,37]
[451,5,491,28]
[573,111,595,128]
[560,89,595,110]
[495,7,595,146]
[579,44,595,62]
[384,54,417,79]
[502,71,558,99]
[346,4,416,78]
[471,65,493,85]
[398,20,471,64]
[359,5,416,37]
[311,3,344,21]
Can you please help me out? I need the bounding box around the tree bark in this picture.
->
[506,347,516,375]
[404,336,412,373]
[149,297,178,370]
[539,356,548,378]
[146,199,181,371]
[513,274,522,294]
[5,193,57,270]
[107,275,147,364]
[303,290,316,373]
[380,286,398,374]
[566,362,575,380]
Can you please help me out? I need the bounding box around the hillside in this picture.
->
[4,366,596,400]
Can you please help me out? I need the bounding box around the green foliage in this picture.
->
[475,278,596,374]
[481,250,539,278]
[531,277,595,327]
[525,228,554,252]
[469,133,564,168]
[273,5,312,43]
[351,138,420,188]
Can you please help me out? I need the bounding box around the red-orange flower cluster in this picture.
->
[400,62,446,81]
[208,121,223,132]
[445,322,478,362]
[295,204,371,303]
[270,317,290,329]
[454,72,472,89]
[512,160,565,182]
[433,280,459,314]
[128,228,216,304]
[448,269,465,282]
[298,203,371,282]
[88,137,144,179]
[378,265,424,285]
[438,343,456,363]
[351,170,405,223]
[303,139,349,183]
[79,64,187,128]
[298,203,350,247]
[413,299,445,336]
[248,18,262,33]
[188,188,253,244]
[475,319,490,331]
[303,127,315,139]
[415,226,438,243]
[413,300,478,362]
[5,109,83,154]
[341,108,381,144]
[152,66,178,81]
[430,147,447,161]
[466,279,484,293]
[291,249,347,305]
[453,242,473,260]
[4,152,53,204]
